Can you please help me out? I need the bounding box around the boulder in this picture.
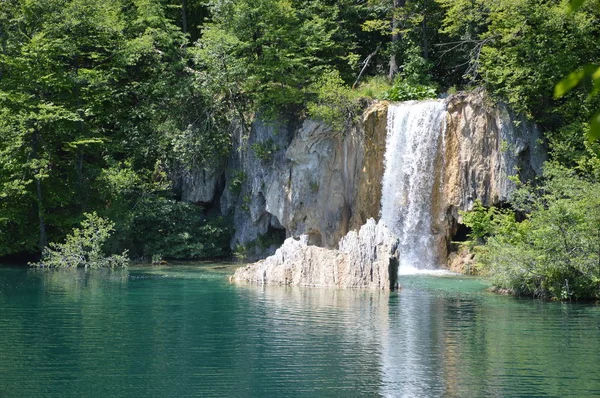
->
[232,219,399,289]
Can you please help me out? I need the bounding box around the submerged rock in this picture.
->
[232,219,399,289]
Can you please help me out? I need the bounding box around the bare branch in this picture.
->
[352,43,382,89]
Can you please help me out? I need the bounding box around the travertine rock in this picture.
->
[171,165,225,204]
[232,219,399,289]
[175,91,545,268]
[433,91,546,262]
[223,102,387,253]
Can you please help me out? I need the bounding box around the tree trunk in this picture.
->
[36,177,47,249]
[388,0,405,81]
[32,132,47,249]
[181,0,188,35]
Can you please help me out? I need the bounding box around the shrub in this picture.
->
[464,164,600,300]
[113,196,232,261]
[307,70,360,132]
[251,138,280,162]
[461,200,513,246]
[353,76,392,99]
[229,170,246,195]
[32,212,128,269]
[382,78,437,102]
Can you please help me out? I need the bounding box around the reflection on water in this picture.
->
[1,266,599,397]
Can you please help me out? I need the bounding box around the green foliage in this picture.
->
[32,212,128,269]
[437,0,600,131]
[554,63,600,141]
[383,78,437,101]
[353,76,392,99]
[1,0,600,278]
[381,45,438,101]
[241,195,252,213]
[465,164,600,300]
[0,0,229,258]
[461,200,508,246]
[251,139,280,162]
[195,0,358,119]
[229,170,246,195]
[307,70,360,132]
[111,196,232,261]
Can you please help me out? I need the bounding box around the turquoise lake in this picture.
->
[1,264,599,397]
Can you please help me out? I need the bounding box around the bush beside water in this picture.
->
[462,164,600,300]
[32,213,128,269]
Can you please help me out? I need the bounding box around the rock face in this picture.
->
[171,165,225,204]
[232,219,399,289]
[440,91,544,210]
[433,91,546,260]
[174,90,546,270]
[220,102,387,256]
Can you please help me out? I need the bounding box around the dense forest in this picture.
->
[1,0,599,298]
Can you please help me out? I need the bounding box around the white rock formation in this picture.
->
[232,219,399,289]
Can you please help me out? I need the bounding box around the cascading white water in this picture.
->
[381,100,445,273]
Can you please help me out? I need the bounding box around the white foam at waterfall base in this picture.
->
[381,100,446,273]
[398,266,457,276]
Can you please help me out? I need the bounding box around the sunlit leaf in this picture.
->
[593,66,600,81]
[554,65,598,99]
[588,111,600,142]
[65,138,105,149]
[590,74,600,98]
[568,0,586,12]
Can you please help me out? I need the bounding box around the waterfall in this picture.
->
[381,100,445,273]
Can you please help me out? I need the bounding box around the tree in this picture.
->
[194,0,361,120]
[436,0,600,165]
[0,0,222,258]
[465,164,600,300]
[32,212,129,269]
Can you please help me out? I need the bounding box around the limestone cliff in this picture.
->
[175,90,545,273]
[221,102,388,256]
[171,165,225,205]
[434,91,546,261]
[231,219,399,289]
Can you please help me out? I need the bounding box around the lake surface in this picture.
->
[1,264,599,397]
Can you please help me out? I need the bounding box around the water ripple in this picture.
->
[0,266,599,397]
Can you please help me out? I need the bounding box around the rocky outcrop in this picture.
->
[232,219,399,289]
[440,91,544,209]
[447,246,477,274]
[221,102,388,255]
[351,102,388,232]
[174,90,545,268]
[171,165,225,204]
[433,91,546,261]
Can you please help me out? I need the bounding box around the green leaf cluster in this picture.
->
[32,212,128,269]
[383,78,437,102]
[110,196,231,260]
[251,139,280,162]
[464,165,600,300]
[307,70,361,132]
[0,0,232,258]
